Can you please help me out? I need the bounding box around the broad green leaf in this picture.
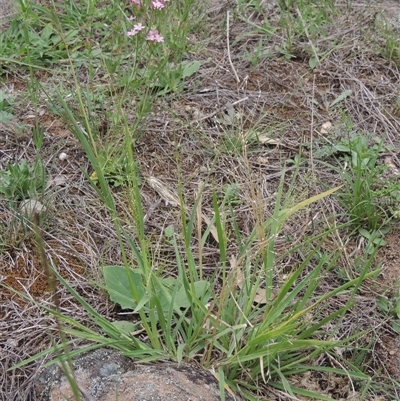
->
[0,111,14,124]
[156,279,211,310]
[359,229,386,246]
[155,278,179,311]
[379,227,390,235]
[376,296,389,313]
[309,56,317,69]
[111,321,138,335]
[392,320,400,333]
[164,225,174,238]
[133,294,151,313]
[395,300,400,319]
[334,144,351,152]
[182,60,201,79]
[0,90,7,103]
[175,280,211,308]
[103,265,145,309]
[371,237,386,246]
[358,228,371,240]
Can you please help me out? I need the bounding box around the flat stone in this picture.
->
[33,348,243,401]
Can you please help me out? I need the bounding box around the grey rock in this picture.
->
[33,348,243,401]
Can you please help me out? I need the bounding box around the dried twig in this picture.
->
[226,11,240,84]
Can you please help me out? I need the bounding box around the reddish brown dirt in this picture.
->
[374,229,400,380]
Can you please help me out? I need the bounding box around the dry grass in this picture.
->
[0,0,15,22]
[1,0,400,399]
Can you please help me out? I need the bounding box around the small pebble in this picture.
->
[59,152,68,161]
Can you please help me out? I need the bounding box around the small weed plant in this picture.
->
[237,0,336,67]
[0,126,48,250]
[337,135,388,230]
[0,90,15,124]
[0,158,46,203]
[319,133,400,233]
[377,285,400,333]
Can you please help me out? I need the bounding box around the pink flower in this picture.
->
[127,23,145,36]
[151,0,165,9]
[130,0,140,5]
[146,29,164,42]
